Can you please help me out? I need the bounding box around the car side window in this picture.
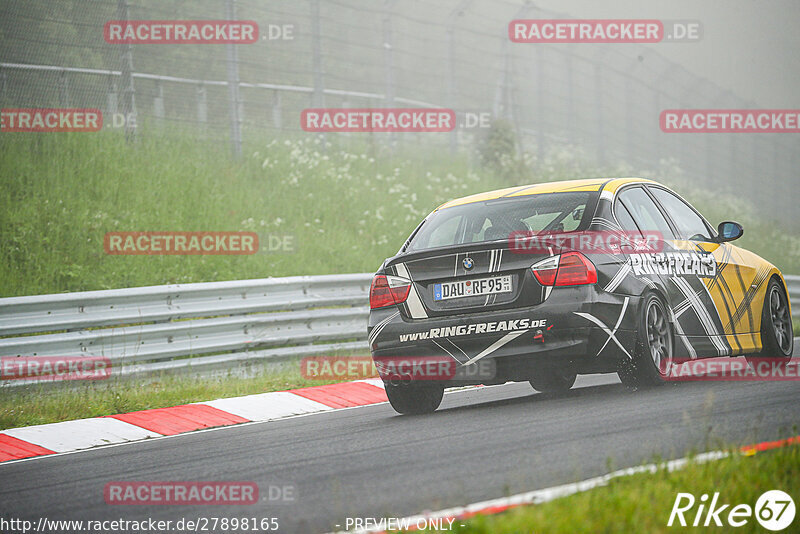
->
[614,201,643,238]
[617,187,675,240]
[648,187,712,241]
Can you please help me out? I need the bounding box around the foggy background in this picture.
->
[1,0,798,228]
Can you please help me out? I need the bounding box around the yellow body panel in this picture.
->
[435,177,656,211]
[693,242,783,356]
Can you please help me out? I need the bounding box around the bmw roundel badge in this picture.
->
[463,257,474,270]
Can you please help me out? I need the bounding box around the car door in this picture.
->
[615,185,730,359]
[647,185,761,355]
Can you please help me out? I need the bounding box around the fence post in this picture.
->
[58,70,70,107]
[535,45,545,162]
[106,76,118,118]
[310,0,326,148]
[623,58,641,167]
[0,66,7,106]
[382,0,397,151]
[271,90,282,130]
[593,51,607,167]
[196,83,207,124]
[501,2,532,158]
[117,0,137,141]
[117,0,136,137]
[565,48,575,146]
[153,79,164,120]
[447,0,472,155]
[709,89,734,186]
[225,0,243,156]
[310,0,325,108]
[651,66,676,167]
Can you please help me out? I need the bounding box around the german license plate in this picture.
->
[433,275,512,301]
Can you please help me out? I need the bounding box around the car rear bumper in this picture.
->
[368,285,640,384]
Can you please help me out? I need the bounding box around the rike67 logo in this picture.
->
[669,490,795,530]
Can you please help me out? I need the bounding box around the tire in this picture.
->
[529,366,577,394]
[618,292,674,389]
[747,278,793,367]
[385,382,444,415]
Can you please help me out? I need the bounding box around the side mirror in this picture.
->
[716,221,743,243]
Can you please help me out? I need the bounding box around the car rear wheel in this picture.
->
[618,292,674,389]
[748,278,793,367]
[385,382,444,415]
[529,366,577,394]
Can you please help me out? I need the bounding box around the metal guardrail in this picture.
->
[1,273,797,386]
[0,274,373,384]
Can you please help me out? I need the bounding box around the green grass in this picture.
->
[0,130,502,296]
[456,443,800,533]
[1,131,799,297]
[0,358,356,430]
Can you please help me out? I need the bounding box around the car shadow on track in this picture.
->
[393,378,752,419]
[393,381,629,418]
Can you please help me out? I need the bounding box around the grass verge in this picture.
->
[458,442,800,533]
[0,357,362,430]
[1,131,798,297]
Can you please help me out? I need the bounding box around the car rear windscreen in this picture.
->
[406,191,594,252]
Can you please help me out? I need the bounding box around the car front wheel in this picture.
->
[748,278,793,368]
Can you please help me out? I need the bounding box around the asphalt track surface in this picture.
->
[2,354,800,533]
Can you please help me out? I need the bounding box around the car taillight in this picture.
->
[555,252,598,285]
[531,255,559,286]
[369,274,412,309]
[531,252,597,287]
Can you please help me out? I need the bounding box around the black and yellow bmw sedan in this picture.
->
[368,178,793,414]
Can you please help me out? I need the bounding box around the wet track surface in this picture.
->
[2,357,800,533]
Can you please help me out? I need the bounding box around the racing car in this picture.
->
[368,178,793,414]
